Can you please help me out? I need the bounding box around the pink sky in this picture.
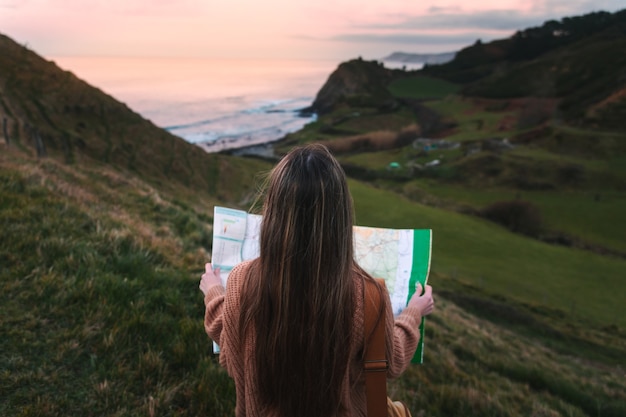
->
[0,0,624,60]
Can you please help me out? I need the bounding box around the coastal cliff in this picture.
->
[309,59,399,115]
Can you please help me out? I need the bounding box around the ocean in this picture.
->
[51,57,339,152]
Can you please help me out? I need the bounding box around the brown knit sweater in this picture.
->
[204,260,423,417]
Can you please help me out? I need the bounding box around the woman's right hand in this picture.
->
[407,283,434,316]
[199,263,222,296]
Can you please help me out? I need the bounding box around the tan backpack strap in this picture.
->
[364,278,388,417]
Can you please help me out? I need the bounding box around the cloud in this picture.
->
[427,6,463,14]
[353,1,625,33]
[331,32,492,46]
[524,0,624,16]
[359,10,556,33]
[331,1,625,52]
[330,9,534,51]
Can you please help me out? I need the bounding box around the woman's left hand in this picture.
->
[199,263,222,296]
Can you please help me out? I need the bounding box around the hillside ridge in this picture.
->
[421,8,626,126]
[0,33,224,194]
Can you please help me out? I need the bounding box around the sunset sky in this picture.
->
[1,0,624,60]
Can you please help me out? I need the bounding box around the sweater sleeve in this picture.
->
[203,261,251,379]
[204,284,226,344]
[385,292,422,379]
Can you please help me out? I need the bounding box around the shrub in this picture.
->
[480,200,544,237]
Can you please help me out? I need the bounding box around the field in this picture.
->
[350,179,626,329]
[2,129,625,416]
[387,75,460,99]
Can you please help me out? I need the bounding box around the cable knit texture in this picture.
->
[204,260,422,417]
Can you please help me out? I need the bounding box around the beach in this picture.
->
[196,133,283,155]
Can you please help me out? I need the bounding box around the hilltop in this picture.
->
[2,8,626,416]
[421,9,626,127]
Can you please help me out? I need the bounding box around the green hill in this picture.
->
[421,9,626,127]
[0,34,232,197]
[308,58,400,115]
[2,18,626,417]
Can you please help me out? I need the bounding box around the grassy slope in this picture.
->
[0,34,229,197]
[350,179,626,329]
[393,289,625,417]
[418,9,626,127]
[412,182,626,253]
[0,146,270,416]
[2,146,624,417]
[387,75,460,99]
[332,72,626,255]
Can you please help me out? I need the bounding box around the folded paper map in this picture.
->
[211,206,432,363]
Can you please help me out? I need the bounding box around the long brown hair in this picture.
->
[240,144,356,417]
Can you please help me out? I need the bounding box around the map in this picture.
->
[353,226,413,316]
[211,206,432,362]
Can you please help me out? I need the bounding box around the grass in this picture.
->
[335,108,416,134]
[349,179,626,329]
[340,147,416,168]
[411,181,626,254]
[339,142,464,172]
[387,75,460,99]
[425,96,528,141]
[2,141,625,416]
[330,89,626,258]
[279,107,417,153]
[391,287,625,417]
[0,155,239,416]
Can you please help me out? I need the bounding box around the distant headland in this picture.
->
[382,51,456,65]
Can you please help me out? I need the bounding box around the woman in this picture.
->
[201,144,434,417]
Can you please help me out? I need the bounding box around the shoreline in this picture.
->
[195,135,284,158]
[194,107,314,157]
